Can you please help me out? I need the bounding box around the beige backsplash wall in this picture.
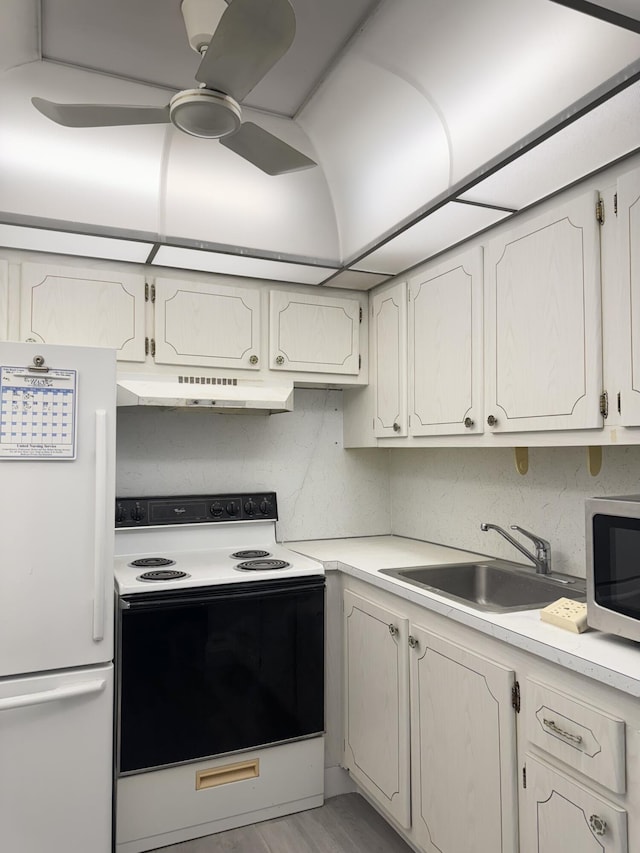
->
[116,388,391,543]
[389,446,640,578]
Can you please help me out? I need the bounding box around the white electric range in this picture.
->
[113,493,325,853]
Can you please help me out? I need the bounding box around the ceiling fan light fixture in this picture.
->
[169,89,241,138]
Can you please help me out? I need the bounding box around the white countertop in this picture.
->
[286,534,640,697]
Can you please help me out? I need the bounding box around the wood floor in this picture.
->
[152,793,414,853]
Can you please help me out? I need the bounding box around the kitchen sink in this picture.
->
[379,559,586,613]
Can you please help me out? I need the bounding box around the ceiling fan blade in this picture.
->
[195,0,295,102]
[220,121,316,175]
[31,97,171,128]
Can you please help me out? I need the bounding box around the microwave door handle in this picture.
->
[0,678,107,712]
[93,409,107,642]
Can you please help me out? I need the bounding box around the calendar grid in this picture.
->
[0,365,77,459]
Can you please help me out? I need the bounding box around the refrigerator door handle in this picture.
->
[93,409,108,642]
[0,678,107,712]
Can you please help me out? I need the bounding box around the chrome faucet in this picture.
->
[480,523,552,575]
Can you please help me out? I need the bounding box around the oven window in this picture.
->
[118,579,324,774]
[593,514,640,618]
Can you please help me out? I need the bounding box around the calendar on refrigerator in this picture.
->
[0,364,78,459]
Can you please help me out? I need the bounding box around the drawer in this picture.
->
[525,678,626,794]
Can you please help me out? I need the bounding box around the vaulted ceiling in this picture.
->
[1,0,640,288]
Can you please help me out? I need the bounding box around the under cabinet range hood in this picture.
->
[116,374,294,414]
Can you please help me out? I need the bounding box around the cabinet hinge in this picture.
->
[600,391,609,419]
[359,354,362,370]
[150,338,156,357]
[512,680,521,713]
[614,192,618,216]
[145,336,149,356]
[618,391,622,415]
[596,198,605,225]
[359,307,363,323]
[150,283,156,303]
[145,282,149,302]
[522,765,527,789]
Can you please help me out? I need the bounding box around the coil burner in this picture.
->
[236,559,291,572]
[136,569,191,582]
[129,557,176,569]
[231,549,271,559]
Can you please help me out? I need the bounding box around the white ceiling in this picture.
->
[1,0,640,286]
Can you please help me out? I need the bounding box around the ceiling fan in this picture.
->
[31,0,316,176]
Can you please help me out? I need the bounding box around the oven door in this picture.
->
[116,576,325,775]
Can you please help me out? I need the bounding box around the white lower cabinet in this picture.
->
[409,626,518,853]
[341,579,638,853]
[524,755,628,853]
[343,590,411,827]
[342,588,518,850]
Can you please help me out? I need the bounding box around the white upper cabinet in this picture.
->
[617,167,640,427]
[153,278,261,370]
[270,289,360,375]
[409,248,483,436]
[19,263,146,361]
[372,281,407,437]
[484,190,603,433]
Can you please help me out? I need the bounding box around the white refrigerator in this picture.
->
[0,341,116,853]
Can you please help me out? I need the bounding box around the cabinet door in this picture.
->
[270,290,360,375]
[409,248,483,436]
[484,191,602,433]
[154,278,261,370]
[343,590,410,828]
[372,281,407,437]
[409,626,518,853]
[617,167,640,426]
[524,754,627,853]
[20,263,146,361]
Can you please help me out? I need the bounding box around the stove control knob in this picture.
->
[244,499,256,516]
[226,502,238,517]
[259,499,272,516]
[130,503,145,523]
[210,501,224,517]
[115,503,128,524]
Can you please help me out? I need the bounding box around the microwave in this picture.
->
[586,495,640,642]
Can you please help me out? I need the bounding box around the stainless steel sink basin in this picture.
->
[379,559,586,612]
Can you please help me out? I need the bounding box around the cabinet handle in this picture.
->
[392,422,401,432]
[408,635,419,649]
[487,415,498,427]
[275,355,285,365]
[589,815,607,837]
[464,417,474,428]
[249,355,259,365]
[542,718,583,745]
[388,623,398,637]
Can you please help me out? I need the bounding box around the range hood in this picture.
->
[116,374,294,414]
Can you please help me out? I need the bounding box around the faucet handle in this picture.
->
[510,525,551,555]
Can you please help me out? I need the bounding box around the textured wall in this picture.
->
[116,389,391,543]
[389,446,640,577]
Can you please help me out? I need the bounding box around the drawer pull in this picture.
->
[543,718,583,745]
[589,814,607,837]
[408,635,419,649]
[388,623,399,637]
[196,759,259,791]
